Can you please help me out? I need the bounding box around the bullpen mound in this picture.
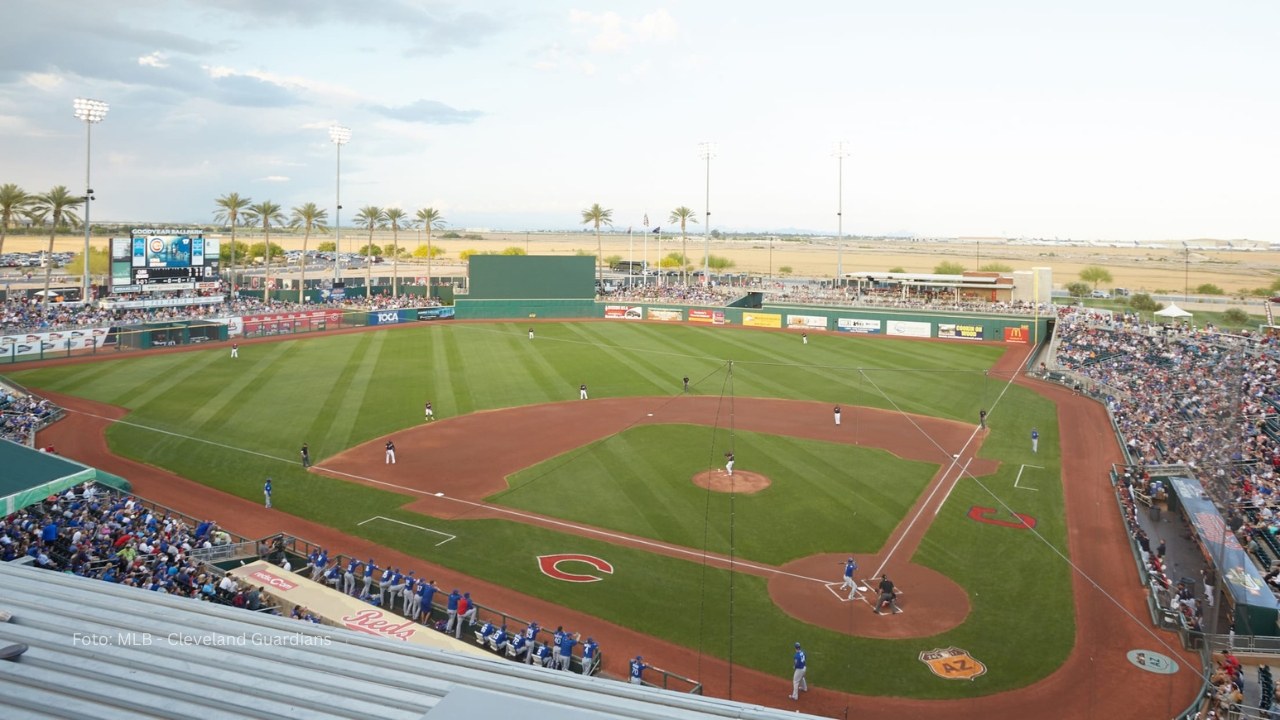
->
[692,469,771,494]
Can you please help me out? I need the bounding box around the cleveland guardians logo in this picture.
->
[537,554,614,583]
[919,646,987,681]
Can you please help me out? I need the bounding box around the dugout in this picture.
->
[0,442,130,515]
[118,320,228,349]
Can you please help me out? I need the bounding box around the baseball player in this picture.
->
[840,557,860,599]
[833,405,841,426]
[300,443,310,468]
[532,642,553,667]
[385,440,396,464]
[263,477,272,508]
[424,402,434,422]
[556,631,580,671]
[401,571,417,614]
[361,558,376,597]
[509,632,530,662]
[1031,427,1039,453]
[629,656,649,685]
[417,580,438,624]
[528,327,534,340]
[802,332,808,345]
[979,409,987,429]
[230,342,238,358]
[789,642,808,699]
[343,558,358,595]
[579,383,588,400]
[724,451,735,477]
[551,626,566,665]
[378,566,395,606]
[682,376,690,393]
[445,589,461,633]
[324,563,342,590]
[581,637,600,675]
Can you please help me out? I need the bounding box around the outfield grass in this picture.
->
[492,424,938,565]
[9,322,1071,698]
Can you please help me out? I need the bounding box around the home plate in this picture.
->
[858,586,870,592]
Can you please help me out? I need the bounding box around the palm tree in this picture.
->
[243,200,285,301]
[384,207,407,297]
[0,184,33,258]
[415,207,445,295]
[290,202,329,303]
[29,186,84,305]
[580,203,613,282]
[668,206,698,284]
[354,206,385,299]
[214,192,251,293]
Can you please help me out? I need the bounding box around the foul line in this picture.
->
[933,458,973,516]
[358,515,456,546]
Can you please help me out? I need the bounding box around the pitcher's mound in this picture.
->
[692,470,771,494]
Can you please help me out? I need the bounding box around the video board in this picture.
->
[110,229,221,293]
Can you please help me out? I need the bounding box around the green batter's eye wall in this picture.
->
[466,256,597,300]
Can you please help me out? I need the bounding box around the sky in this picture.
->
[0,1,1276,241]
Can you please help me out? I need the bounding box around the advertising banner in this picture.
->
[647,308,683,322]
[836,318,882,334]
[0,328,108,357]
[886,320,931,338]
[604,305,643,319]
[786,314,827,330]
[417,306,456,321]
[938,323,985,340]
[689,308,725,325]
[240,310,344,337]
[742,312,782,328]
[368,310,403,326]
[1003,325,1030,343]
[227,561,490,657]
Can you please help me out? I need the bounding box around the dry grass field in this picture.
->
[6,230,1278,298]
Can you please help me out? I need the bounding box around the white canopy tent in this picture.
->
[1154,303,1193,319]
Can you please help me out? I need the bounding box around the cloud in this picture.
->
[254,175,290,183]
[370,99,482,125]
[568,8,680,54]
[138,52,170,69]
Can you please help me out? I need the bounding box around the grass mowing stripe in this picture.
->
[509,326,579,401]
[564,324,680,394]
[108,350,225,409]
[306,333,380,455]
[338,330,389,442]
[425,325,460,416]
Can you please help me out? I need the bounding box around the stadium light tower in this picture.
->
[699,141,715,284]
[329,125,351,287]
[74,98,108,304]
[834,141,849,285]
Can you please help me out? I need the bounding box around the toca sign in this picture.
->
[341,609,419,641]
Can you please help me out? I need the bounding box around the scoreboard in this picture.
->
[110,230,221,293]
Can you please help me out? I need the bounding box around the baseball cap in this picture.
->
[794,642,801,648]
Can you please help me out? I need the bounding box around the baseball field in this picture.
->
[8,319,1204,716]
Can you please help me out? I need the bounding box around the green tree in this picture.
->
[661,251,688,270]
[707,254,736,270]
[1065,281,1092,299]
[668,206,698,284]
[458,249,477,260]
[64,246,110,278]
[415,207,445,292]
[29,186,84,305]
[980,262,1013,273]
[317,240,337,252]
[605,254,623,268]
[354,206,386,296]
[290,202,329,302]
[213,192,251,290]
[384,207,407,296]
[1129,293,1161,312]
[1195,283,1224,295]
[243,201,285,296]
[888,266,905,273]
[934,261,965,275]
[580,203,613,281]
[778,265,793,275]
[0,183,33,257]
[502,246,527,256]
[1222,308,1250,326]
[1079,265,1113,291]
[412,244,445,259]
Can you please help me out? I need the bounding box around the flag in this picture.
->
[643,214,649,227]
[652,226,661,234]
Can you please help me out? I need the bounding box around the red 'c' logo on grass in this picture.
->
[538,554,614,583]
[966,506,1037,529]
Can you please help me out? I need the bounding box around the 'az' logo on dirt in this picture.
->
[919,646,987,681]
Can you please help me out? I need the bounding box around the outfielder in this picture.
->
[579,383,588,400]
[424,402,434,422]
[1031,427,1039,453]
[230,342,238,358]
[385,440,396,464]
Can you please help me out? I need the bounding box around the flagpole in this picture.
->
[628,227,634,289]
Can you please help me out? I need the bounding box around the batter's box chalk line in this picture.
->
[824,581,870,602]
[358,516,457,546]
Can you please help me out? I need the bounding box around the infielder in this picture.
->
[230,342,238,358]
[263,477,272,508]
[1031,427,1039,453]
[385,440,396,464]
[840,557,860,599]
[833,405,841,426]
[579,383,588,400]
[724,451,735,477]
[528,327,534,340]
[424,402,434,422]
[789,642,808,700]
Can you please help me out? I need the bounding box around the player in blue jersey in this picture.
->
[629,656,649,685]
[789,642,808,700]
[840,557,861,600]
